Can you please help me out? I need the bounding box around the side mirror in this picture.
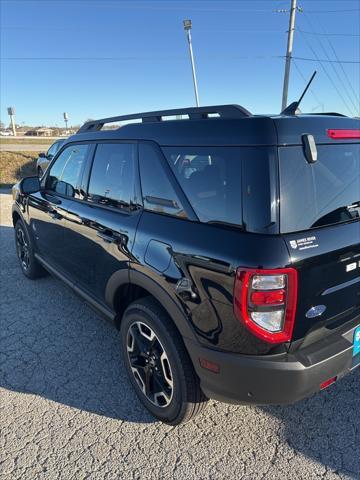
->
[20,176,41,195]
[38,152,47,158]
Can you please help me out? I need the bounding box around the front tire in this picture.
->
[120,297,208,425]
[15,220,45,279]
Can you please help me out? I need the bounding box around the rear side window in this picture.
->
[163,146,243,226]
[279,144,360,233]
[87,143,135,211]
[139,143,186,218]
[46,144,88,197]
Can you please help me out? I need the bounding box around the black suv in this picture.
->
[12,105,360,424]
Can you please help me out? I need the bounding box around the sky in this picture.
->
[0,0,359,127]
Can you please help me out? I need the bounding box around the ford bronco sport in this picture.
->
[12,104,360,424]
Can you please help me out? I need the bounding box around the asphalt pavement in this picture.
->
[0,191,359,480]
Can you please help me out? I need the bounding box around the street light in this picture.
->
[7,107,16,136]
[183,19,200,107]
[63,112,69,130]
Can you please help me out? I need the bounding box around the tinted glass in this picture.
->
[46,144,88,197]
[87,143,135,210]
[139,143,186,217]
[163,146,243,225]
[279,144,360,233]
[242,149,277,233]
[47,141,62,157]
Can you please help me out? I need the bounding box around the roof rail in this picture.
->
[77,104,252,133]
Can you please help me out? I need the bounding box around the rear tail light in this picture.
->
[327,129,360,139]
[233,268,298,344]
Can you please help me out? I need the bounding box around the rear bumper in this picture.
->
[184,319,359,405]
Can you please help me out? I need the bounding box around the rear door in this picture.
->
[278,142,360,342]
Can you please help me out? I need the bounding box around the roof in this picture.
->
[66,105,359,147]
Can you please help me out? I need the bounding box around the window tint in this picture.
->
[47,141,62,157]
[87,143,135,210]
[163,146,243,225]
[242,150,277,233]
[46,144,88,197]
[279,144,360,233]
[139,143,186,217]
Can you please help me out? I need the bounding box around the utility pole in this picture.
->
[183,19,200,107]
[7,107,16,136]
[281,0,298,110]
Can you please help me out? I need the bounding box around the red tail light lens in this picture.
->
[327,129,360,139]
[233,268,298,344]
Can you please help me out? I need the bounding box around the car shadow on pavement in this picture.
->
[0,225,153,424]
[1,223,359,476]
[261,368,360,476]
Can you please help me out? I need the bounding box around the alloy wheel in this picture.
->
[16,227,30,271]
[127,321,174,408]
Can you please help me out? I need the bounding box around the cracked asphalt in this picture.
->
[0,190,359,480]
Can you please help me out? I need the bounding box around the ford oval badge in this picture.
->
[306,305,327,318]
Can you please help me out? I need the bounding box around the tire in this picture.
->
[120,297,208,425]
[15,220,45,279]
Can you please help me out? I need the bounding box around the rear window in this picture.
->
[279,144,360,233]
[162,146,243,226]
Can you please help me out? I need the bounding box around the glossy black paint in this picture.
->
[12,111,360,363]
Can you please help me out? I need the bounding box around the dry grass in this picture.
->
[0,151,40,188]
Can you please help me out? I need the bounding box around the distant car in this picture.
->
[36,140,65,177]
[0,130,13,136]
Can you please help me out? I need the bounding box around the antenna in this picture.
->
[281,71,317,116]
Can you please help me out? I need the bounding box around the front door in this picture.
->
[61,142,142,302]
[28,143,90,269]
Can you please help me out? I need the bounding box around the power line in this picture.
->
[313,15,360,110]
[298,29,360,37]
[297,29,355,116]
[304,8,360,13]
[290,56,359,64]
[292,59,324,108]
[302,12,359,115]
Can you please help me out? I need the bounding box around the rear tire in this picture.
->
[120,297,208,425]
[15,220,45,279]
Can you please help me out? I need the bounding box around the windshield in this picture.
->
[279,144,360,233]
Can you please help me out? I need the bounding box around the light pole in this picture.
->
[183,19,200,107]
[7,107,16,136]
[63,112,69,130]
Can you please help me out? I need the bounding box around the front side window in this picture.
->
[87,143,135,211]
[46,144,88,197]
[163,146,243,226]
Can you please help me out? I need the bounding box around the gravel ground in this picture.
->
[0,192,359,480]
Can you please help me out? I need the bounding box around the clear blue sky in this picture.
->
[1,0,359,127]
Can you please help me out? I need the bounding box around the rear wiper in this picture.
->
[311,202,360,228]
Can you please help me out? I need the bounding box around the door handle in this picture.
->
[96,230,116,243]
[48,209,62,220]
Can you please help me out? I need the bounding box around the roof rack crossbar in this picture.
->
[77,104,252,133]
